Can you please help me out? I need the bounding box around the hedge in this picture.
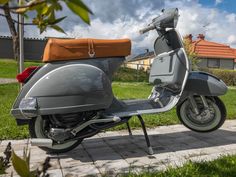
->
[113,67,149,82]
[112,66,236,86]
[200,68,236,86]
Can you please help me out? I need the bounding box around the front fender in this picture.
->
[178,71,228,104]
[184,71,227,96]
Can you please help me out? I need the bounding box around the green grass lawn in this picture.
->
[0,82,236,140]
[0,59,42,78]
[122,154,236,177]
[1,60,236,176]
[0,84,28,139]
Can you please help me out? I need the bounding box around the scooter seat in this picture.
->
[43,38,132,62]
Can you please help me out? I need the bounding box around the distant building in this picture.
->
[126,49,155,71]
[0,36,73,61]
[128,34,236,70]
[0,36,47,60]
[187,34,236,70]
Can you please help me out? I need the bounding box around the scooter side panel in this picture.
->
[28,64,113,114]
[12,60,117,119]
[183,71,228,96]
[13,57,124,109]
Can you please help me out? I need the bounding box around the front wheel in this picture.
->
[177,96,226,132]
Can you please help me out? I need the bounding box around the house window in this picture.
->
[207,59,220,68]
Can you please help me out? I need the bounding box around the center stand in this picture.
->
[126,115,154,155]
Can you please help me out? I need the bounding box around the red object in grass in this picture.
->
[16,66,39,83]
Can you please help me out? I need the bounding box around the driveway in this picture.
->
[1,120,236,177]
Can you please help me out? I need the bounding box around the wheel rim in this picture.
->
[34,116,78,150]
[180,97,221,131]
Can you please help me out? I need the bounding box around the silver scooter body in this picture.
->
[11,8,227,125]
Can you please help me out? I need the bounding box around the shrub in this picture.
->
[113,67,149,82]
[183,36,200,70]
[200,68,236,86]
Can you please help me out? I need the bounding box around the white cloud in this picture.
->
[64,0,236,53]
[66,18,157,54]
[215,0,223,5]
[176,2,236,48]
[1,0,236,54]
[228,35,236,45]
[226,13,236,23]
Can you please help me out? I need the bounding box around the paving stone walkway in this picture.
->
[0,78,17,85]
[1,120,236,177]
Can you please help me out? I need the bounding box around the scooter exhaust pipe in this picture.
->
[30,138,53,147]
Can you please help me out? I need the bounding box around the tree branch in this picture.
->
[3,3,19,60]
[3,4,17,37]
[0,13,35,25]
[0,0,46,10]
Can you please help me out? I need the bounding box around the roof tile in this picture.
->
[192,39,236,61]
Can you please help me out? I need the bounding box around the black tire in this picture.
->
[177,96,226,133]
[29,116,83,153]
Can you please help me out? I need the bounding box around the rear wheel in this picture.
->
[29,116,83,153]
[177,96,226,132]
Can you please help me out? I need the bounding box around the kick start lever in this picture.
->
[70,116,121,136]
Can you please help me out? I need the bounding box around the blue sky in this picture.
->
[0,0,236,53]
[199,0,236,13]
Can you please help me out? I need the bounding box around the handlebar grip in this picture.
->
[139,25,155,34]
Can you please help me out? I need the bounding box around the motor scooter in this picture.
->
[11,8,227,154]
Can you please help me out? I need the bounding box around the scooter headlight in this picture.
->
[155,8,179,29]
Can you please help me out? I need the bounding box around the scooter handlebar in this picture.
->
[139,25,155,34]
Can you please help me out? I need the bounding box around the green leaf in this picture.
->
[28,2,45,12]
[48,11,56,22]
[51,25,66,34]
[54,2,62,11]
[18,0,25,6]
[27,151,30,166]
[23,147,30,166]
[48,16,67,25]
[0,0,8,4]
[39,25,47,34]
[67,0,93,14]
[44,6,53,16]
[41,5,50,15]
[66,1,90,24]
[11,150,30,177]
[23,13,29,19]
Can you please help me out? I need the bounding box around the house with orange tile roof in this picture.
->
[187,34,236,70]
[129,34,236,71]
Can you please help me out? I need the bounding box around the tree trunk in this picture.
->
[3,3,20,62]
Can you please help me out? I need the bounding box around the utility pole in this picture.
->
[19,14,24,74]
[18,0,24,89]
